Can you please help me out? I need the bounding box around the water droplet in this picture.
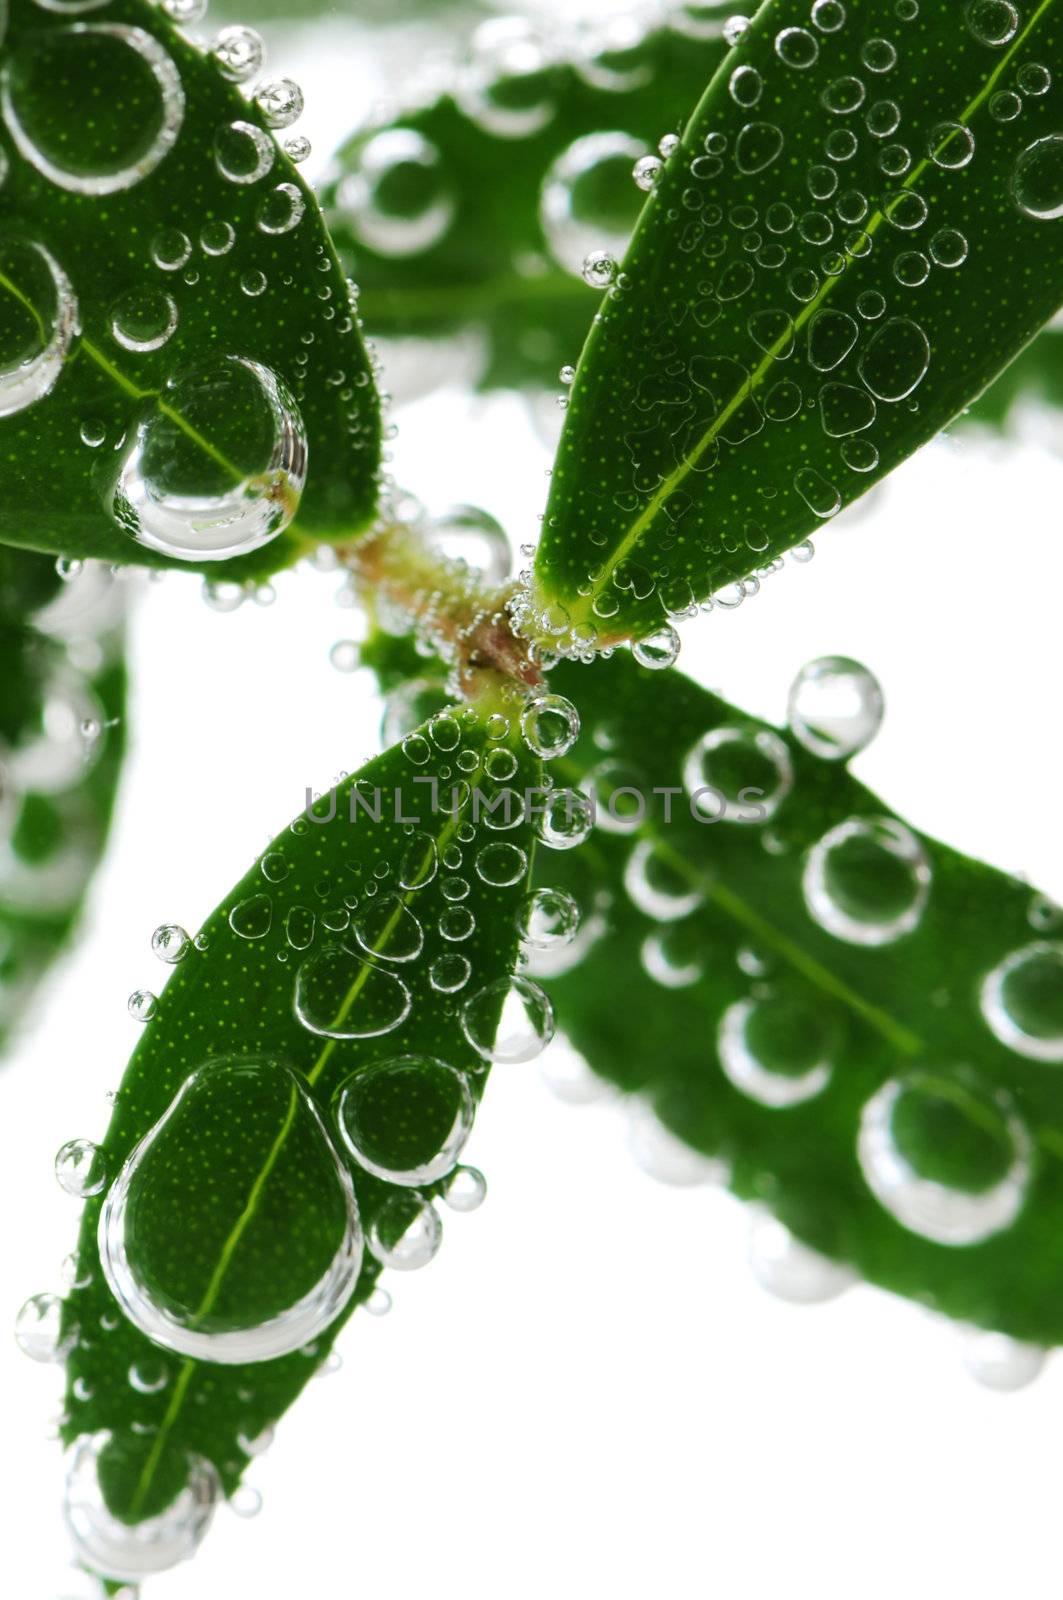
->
[151,923,190,964]
[517,886,580,948]
[110,287,177,353]
[928,120,975,169]
[811,0,847,29]
[237,1424,274,1456]
[857,1069,1032,1244]
[641,924,703,989]
[352,894,424,963]
[623,839,703,920]
[214,120,275,185]
[537,787,594,849]
[633,152,663,190]
[475,841,529,887]
[966,0,1019,46]
[930,226,968,267]
[199,219,235,257]
[787,656,884,760]
[0,238,78,417]
[521,692,579,758]
[1017,62,1052,95]
[807,308,858,371]
[98,1057,363,1361]
[627,1101,727,1186]
[253,77,304,129]
[748,1213,854,1301]
[128,989,158,1022]
[462,976,555,1064]
[365,1286,392,1316]
[284,133,312,164]
[964,1330,1047,1391]
[129,1357,169,1394]
[734,120,784,174]
[980,942,1063,1061]
[429,953,471,993]
[857,315,930,399]
[367,1192,442,1271]
[1011,134,1063,220]
[228,893,273,940]
[457,16,555,138]
[337,1056,474,1185]
[55,1138,108,1197]
[398,830,438,890]
[15,1292,74,1362]
[861,37,898,72]
[818,381,877,437]
[443,1165,487,1212]
[804,816,930,945]
[114,356,307,561]
[632,623,680,669]
[581,248,618,289]
[210,25,264,83]
[1,24,184,194]
[718,994,834,1107]
[775,27,819,67]
[283,905,315,952]
[63,1432,218,1581]
[230,1485,263,1519]
[683,725,793,822]
[540,130,646,279]
[430,503,511,584]
[336,128,455,258]
[295,943,411,1038]
[256,182,305,236]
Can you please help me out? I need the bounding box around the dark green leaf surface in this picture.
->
[538,653,1063,1344]
[324,9,732,393]
[59,701,541,1558]
[532,0,1063,646]
[0,0,380,576]
[1,548,126,1056]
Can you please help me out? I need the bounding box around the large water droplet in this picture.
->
[803,816,931,945]
[734,120,784,174]
[807,309,858,372]
[14,1291,74,1362]
[461,976,554,1063]
[113,356,307,561]
[214,119,274,185]
[1,24,184,193]
[457,17,555,138]
[1010,134,1063,221]
[787,656,884,760]
[966,0,1019,45]
[537,786,594,849]
[294,943,411,1038]
[98,1057,363,1362]
[980,941,1063,1061]
[521,692,579,758]
[857,315,930,400]
[540,130,646,278]
[748,1212,854,1302]
[964,1330,1046,1392]
[718,993,835,1108]
[623,838,704,921]
[63,1432,218,1582]
[55,1137,108,1197]
[857,1069,1032,1244]
[337,1056,474,1185]
[0,237,78,416]
[336,128,455,258]
[683,725,793,822]
[110,286,177,353]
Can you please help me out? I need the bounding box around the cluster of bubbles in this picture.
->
[0,9,376,570]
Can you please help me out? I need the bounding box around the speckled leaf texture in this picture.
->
[58,703,541,1576]
[0,0,380,577]
[539,653,1063,1345]
[323,6,734,395]
[532,0,1063,647]
[1,547,126,1056]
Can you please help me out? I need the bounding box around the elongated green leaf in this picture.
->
[324,8,732,394]
[530,0,1063,648]
[51,700,543,1583]
[0,0,380,576]
[535,652,1063,1346]
[1,550,126,1055]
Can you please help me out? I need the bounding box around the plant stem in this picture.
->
[340,519,544,695]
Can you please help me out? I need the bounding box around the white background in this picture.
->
[5,5,1063,1599]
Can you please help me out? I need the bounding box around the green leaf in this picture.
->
[323,8,733,394]
[0,0,381,577]
[533,651,1063,1344]
[1,549,126,1056]
[530,0,1063,648]
[53,699,544,1581]
[964,323,1063,429]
